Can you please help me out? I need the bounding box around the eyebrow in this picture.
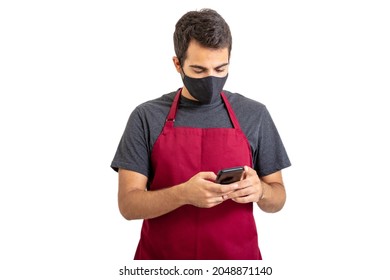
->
[189,62,229,71]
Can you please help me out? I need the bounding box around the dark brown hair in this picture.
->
[173,9,232,66]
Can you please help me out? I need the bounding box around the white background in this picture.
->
[1,0,389,279]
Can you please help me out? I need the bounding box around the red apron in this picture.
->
[134,90,261,260]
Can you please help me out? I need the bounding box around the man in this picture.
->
[111,8,291,260]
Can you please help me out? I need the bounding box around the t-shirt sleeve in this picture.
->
[110,107,150,177]
[255,107,291,177]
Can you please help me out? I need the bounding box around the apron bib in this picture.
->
[134,90,261,260]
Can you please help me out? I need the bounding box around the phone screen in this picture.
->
[216,166,244,184]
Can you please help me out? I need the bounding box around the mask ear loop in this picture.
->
[179,62,186,80]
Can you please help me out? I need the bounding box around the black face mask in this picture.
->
[182,71,228,104]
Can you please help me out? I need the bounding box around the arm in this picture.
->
[224,166,286,213]
[118,168,238,220]
[257,171,286,213]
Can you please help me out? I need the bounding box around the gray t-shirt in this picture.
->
[111,90,291,182]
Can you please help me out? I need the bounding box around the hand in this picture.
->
[182,172,238,208]
[224,166,263,203]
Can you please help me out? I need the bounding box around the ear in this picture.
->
[172,56,182,73]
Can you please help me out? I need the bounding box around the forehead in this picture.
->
[184,40,229,67]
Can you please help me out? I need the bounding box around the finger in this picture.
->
[226,188,248,199]
[235,179,251,190]
[204,195,225,208]
[232,195,255,204]
[214,183,239,194]
[199,171,218,181]
[228,184,259,198]
[244,165,255,177]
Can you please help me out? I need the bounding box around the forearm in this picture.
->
[257,182,286,213]
[119,184,186,220]
[118,170,236,220]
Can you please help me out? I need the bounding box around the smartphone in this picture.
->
[216,166,244,184]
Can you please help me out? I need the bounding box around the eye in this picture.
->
[216,68,225,73]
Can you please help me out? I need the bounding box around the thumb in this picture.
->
[199,171,218,181]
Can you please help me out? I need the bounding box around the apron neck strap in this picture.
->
[165,89,182,127]
[220,92,241,130]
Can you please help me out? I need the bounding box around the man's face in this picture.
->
[180,40,229,78]
[173,40,229,101]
